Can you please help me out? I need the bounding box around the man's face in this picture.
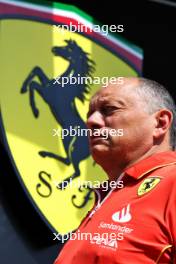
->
[86,79,156,165]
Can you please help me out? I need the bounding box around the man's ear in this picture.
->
[153,109,173,139]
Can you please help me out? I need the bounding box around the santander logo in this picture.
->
[112,204,132,223]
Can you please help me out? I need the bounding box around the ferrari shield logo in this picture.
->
[0,0,143,234]
[138,177,161,196]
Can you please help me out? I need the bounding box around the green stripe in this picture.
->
[53,2,93,22]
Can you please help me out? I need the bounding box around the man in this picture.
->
[54,77,176,263]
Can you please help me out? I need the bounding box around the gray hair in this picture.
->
[136,78,176,150]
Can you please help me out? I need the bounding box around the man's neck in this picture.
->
[101,145,172,182]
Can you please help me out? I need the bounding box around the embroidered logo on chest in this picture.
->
[137,177,161,196]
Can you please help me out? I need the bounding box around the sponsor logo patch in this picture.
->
[112,204,132,223]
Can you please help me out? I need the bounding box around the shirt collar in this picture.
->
[125,151,176,180]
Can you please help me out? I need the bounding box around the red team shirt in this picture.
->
[54,151,176,264]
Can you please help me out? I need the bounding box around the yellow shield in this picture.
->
[0,0,143,234]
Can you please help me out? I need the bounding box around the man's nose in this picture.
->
[86,111,105,129]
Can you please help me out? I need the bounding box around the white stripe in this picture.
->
[0,0,143,59]
[149,0,176,8]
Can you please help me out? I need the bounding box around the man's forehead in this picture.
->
[90,80,140,106]
[90,94,122,105]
